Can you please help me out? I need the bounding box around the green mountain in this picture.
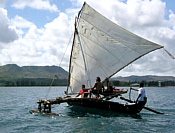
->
[0,64,68,79]
[0,64,69,86]
[0,64,174,86]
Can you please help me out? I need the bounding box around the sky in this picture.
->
[0,0,175,77]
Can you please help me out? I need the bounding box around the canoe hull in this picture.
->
[66,98,144,114]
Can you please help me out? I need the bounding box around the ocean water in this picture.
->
[0,86,175,133]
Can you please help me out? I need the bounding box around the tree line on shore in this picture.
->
[112,80,175,87]
[0,78,67,86]
[1,78,175,87]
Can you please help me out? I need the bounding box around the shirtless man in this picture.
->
[90,77,105,98]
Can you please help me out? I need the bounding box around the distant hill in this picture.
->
[0,64,175,86]
[111,75,175,82]
[1,64,174,81]
[0,64,68,79]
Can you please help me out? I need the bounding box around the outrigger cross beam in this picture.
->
[30,97,68,115]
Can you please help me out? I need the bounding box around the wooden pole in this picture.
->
[120,97,164,114]
[38,102,41,112]
[48,104,51,113]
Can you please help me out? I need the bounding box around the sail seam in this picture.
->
[78,17,145,62]
[77,29,127,67]
[79,17,142,55]
[77,33,112,76]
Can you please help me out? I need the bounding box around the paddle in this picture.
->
[120,97,164,114]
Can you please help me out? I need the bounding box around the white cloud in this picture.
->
[169,10,175,30]
[114,0,166,28]
[0,0,6,7]
[11,15,34,29]
[0,8,18,44]
[11,0,59,12]
[0,12,72,70]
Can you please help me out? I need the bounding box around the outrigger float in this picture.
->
[30,2,174,115]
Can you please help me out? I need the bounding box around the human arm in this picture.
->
[102,84,105,92]
[130,87,139,91]
[136,94,141,103]
[76,94,80,97]
[135,88,142,103]
[76,90,83,97]
[91,83,97,90]
[107,82,111,89]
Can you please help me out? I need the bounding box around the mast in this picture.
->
[75,4,92,87]
[75,22,92,88]
[66,31,76,94]
[66,2,91,94]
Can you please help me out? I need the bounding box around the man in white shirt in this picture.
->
[131,83,147,106]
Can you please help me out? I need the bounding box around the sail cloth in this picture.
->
[69,2,163,94]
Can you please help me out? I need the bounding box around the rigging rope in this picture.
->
[44,33,73,100]
[129,87,131,100]
[164,48,175,59]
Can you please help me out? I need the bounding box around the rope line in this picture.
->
[44,33,73,100]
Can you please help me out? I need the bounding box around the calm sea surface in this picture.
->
[0,86,175,133]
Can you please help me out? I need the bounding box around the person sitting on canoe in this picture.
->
[90,77,105,98]
[131,83,147,106]
[76,84,89,98]
[104,77,113,93]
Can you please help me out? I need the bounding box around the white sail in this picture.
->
[69,2,163,93]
